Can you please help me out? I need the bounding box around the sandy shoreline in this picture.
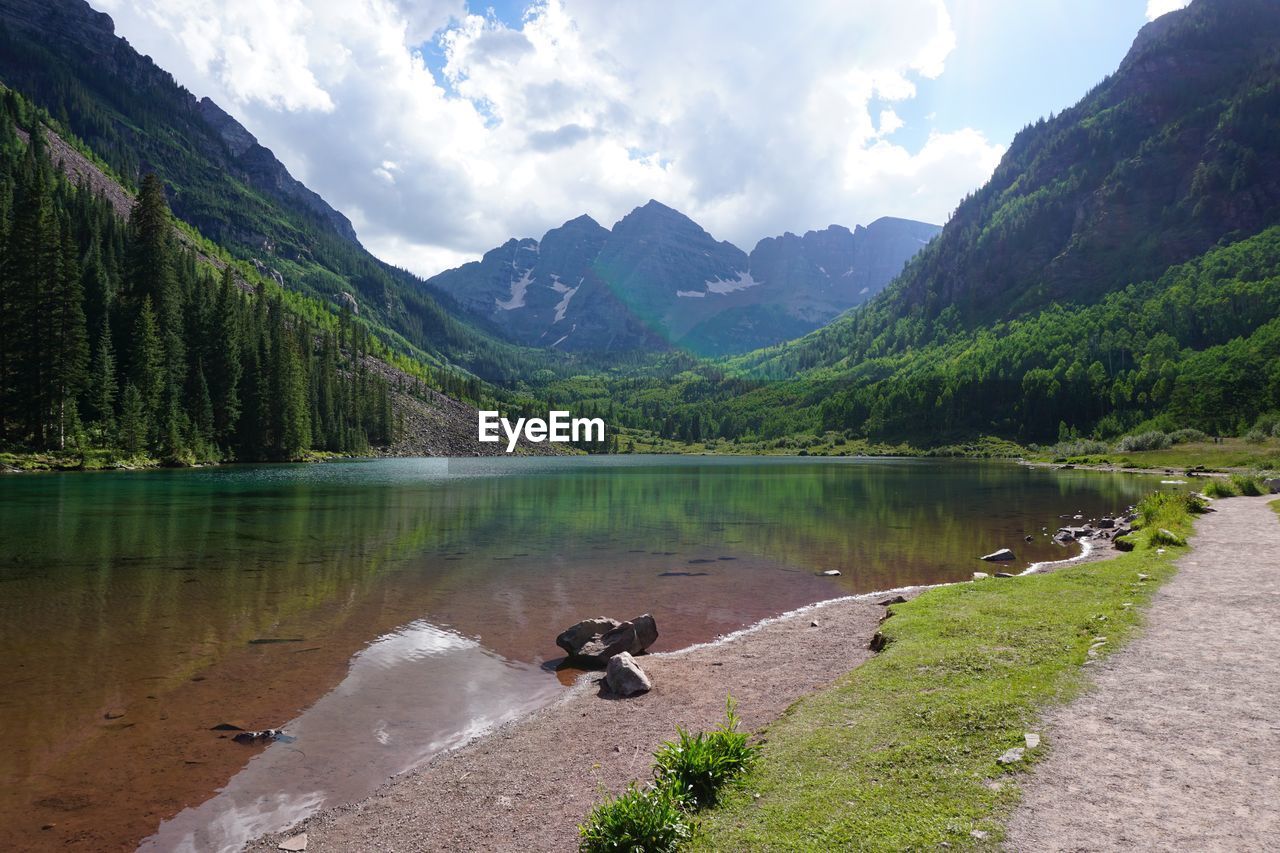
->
[247,534,1117,852]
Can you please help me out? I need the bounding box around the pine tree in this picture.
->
[51,216,89,449]
[88,317,117,446]
[129,297,164,446]
[125,174,184,393]
[117,383,145,454]
[208,268,242,446]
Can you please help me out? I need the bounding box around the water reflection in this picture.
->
[141,621,557,852]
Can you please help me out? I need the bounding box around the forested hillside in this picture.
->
[0,0,571,388]
[0,92,399,462]
[534,0,1280,448]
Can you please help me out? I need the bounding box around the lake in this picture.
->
[0,456,1160,851]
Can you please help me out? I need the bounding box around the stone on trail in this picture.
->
[998,747,1025,765]
[278,833,308,852]
[981,548,1016,562]
[604,652,652,697]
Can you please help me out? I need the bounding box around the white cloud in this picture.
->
[1146,0,1191,21]
[95,0,1004,277]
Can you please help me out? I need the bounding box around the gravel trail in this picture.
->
[1007,495,1280,851]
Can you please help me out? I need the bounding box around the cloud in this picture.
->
[1146,0,1191,21]
[96,0,1005,277]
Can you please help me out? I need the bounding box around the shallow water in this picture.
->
[0,456,1159,850]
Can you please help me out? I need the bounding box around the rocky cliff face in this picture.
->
[0,0,357,247]
[426,201,939,355]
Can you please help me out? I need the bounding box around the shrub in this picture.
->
[1116,431,1172,452]
[1046,439,1110,457]
[1245,428,1268,444]
[578,783,689,853]
[1230,474,1264,496]
[1203,478,1237,499]
[653,697,759,810]
[1169,428,1208,444]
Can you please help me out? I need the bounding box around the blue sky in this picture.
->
[95,0,1181,276]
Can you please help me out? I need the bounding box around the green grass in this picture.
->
[1202,473,1269,499]
[689,493,1198,851]
[0,449,159,472]
[1074,439,1279,473]
[1270,498,1280,521]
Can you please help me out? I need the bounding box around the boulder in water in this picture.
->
[558,614,658,665]
[980,548,1015,562]
[555,617,621,657]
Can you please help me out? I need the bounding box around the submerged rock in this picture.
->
[605,652,652,697]
[820,569,841,576]
[980,548,1015,562]
[232,729,285,745]
[558,614,658,666]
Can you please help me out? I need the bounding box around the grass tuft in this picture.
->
[579,782,690,853]
[653,697,760,810]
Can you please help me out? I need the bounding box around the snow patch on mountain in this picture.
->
[495,269,533,310]
[704,271,762,294]
[553,278,582,322]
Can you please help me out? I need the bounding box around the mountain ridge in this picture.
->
[425,200,940,355]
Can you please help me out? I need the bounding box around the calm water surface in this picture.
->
[0,456,1161,850]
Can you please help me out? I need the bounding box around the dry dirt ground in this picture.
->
[1006,495,1280,851]
[248,588,920,852]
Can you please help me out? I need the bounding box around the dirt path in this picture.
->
[1007,495,1280,851]
[249,589,918,852]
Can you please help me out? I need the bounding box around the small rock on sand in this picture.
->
[279,833,308,852]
